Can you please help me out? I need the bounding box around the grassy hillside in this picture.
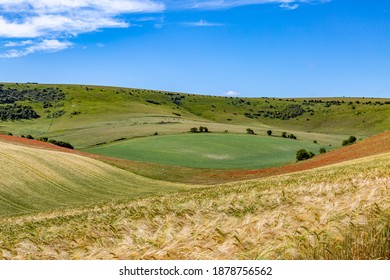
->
[0,140,194,217]
[0,83,389,148]
[1,152,388,259]
[84,133,321,169]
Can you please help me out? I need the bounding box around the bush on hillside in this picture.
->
[37,137,48,142]
[342,136,357,146]
[296,149,315,161]
[48,139,74,149]
[267,130,272,136]
[246,128,255,135]
[190,126,209,133]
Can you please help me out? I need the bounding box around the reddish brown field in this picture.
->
[1,131,389,184]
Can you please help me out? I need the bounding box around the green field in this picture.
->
[85,133,321,169]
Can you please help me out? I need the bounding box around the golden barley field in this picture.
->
[0,148,388,259]
[0,141,195,217]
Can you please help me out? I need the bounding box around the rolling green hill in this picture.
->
[0,83,389,149]
[85,133,321,169]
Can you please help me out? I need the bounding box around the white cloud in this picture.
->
[0,0,164,57]
[3,40,34,47]
[0,39,73,58]
[165,0,330,10]
[0,0,330,57]
[224,90,240,96]
[183,19,224,27]
[280,2,299,10]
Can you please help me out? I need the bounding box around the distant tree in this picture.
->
[296,149,315,161]
[246,128,255,135]
[342,136,357,146]
[199,126,209,133]
[267,130,272,136]
[313,140,317,144]
[282,132,287,138]
[190,127,198,133]
[288,134,297,139]
[25,135,34,139]
[319,147,326,154]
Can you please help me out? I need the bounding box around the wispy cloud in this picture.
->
[0,0,164,57]
[0,39,73,58]
[183,19,224,27]
[224,90,240,96]
[0,0,330,57]
[166,0,330,10]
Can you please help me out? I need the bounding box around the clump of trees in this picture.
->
[0,85,65,105]
[37,137,74,149]
[288,133,297,139]
[190,126,209,133]
[342,136,357,146]
[244,105,305,121]
[0,104,40,121]
[282,131,297,139]
[166,93,185,106]
[296,149,315,161]
[0,85,66,121]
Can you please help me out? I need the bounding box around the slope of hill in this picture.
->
[0,140,194,217]
[1,152,388,259]
[1,131,389,185]
[88,131,390,185]
[0,83,389,148]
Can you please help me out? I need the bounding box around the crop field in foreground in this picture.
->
[85,133,320,169]
[0,152,388,260]
[0,141,195,217]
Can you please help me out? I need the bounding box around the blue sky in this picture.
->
[0,0,389,98]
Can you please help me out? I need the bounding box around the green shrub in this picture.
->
[48,139,74,149]
[37,137,48,142]
[296,149,315,161]
[342,136,357,146]
[246,128,255,135]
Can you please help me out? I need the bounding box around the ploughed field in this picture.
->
[84,133,321,169]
